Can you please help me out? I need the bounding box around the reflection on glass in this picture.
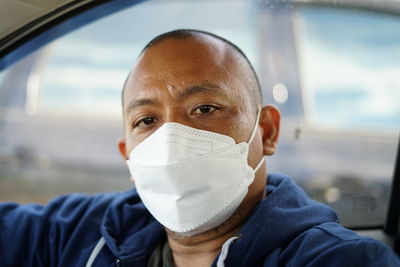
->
[297,7,400,131]
[37,0,258,119]
[0,0,258,203]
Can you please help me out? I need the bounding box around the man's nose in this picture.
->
[163,107,196,128]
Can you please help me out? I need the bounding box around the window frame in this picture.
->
[0,0,146,70]
[386,139,400,236]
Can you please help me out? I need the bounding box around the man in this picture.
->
[0,29,399,267]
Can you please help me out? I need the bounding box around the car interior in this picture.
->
[0,0,399,256]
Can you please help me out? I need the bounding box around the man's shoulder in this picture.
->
[282,222,400,266]
[0,190,136,226]
[299,222,383,247]
[45,191,120,218]
[48,191,120,210]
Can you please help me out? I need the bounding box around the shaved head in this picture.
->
[122,29,262,113]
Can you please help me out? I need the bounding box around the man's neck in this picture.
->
[166,182,267,267]
[166,225,241,267]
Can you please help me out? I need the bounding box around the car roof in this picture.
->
[0,0,75,39]
[0,0,145,70]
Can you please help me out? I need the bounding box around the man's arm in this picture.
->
[307,237,399,266]
[280,222,400,266]
[0,193,114,266]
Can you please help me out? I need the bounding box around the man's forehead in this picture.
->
[125,36,238,91]
[124,82,232,116]
[121,33,254,112]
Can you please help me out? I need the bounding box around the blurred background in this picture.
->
[0,0,399,228]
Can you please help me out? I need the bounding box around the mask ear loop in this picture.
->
[247,107,262,144]
[247,107,265,173]
[254,155,264,173]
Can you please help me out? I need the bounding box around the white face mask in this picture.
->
[127,108,264,236]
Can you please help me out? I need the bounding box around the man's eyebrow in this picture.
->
[125,98,157,114]
[179,83,227,98]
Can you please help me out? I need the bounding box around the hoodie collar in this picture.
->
[100,174,337,264]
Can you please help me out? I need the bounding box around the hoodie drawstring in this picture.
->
[216,235,239,267]
[85,237,106,267]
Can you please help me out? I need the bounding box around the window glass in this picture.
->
[0,0,258,203]
[1,0,398,229]
[0,71,5,84]
[286,6,400,227]
[296,7,400,131]
[34,0,258,119]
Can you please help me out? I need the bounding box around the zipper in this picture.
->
[116,258,121,267]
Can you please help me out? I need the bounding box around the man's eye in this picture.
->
[194,105,218,114]
[135,117,156,128]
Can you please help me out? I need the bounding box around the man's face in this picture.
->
[119,34,279,236]
[122,35,263,167]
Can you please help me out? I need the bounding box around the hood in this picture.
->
[222,173,338,266]
[100,174,337,263]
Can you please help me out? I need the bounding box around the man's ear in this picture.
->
[259,105,280,156]
[118,138,135,183]
[118,138,128,160]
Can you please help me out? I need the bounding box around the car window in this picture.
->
[0,0,399,229]
[0,71,5,84]
[0,0,258,203]
[289,6,399,227]
[29,1,259,119]
[296,7,400,131]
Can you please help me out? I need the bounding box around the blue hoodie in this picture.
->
[0,174,399,266]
